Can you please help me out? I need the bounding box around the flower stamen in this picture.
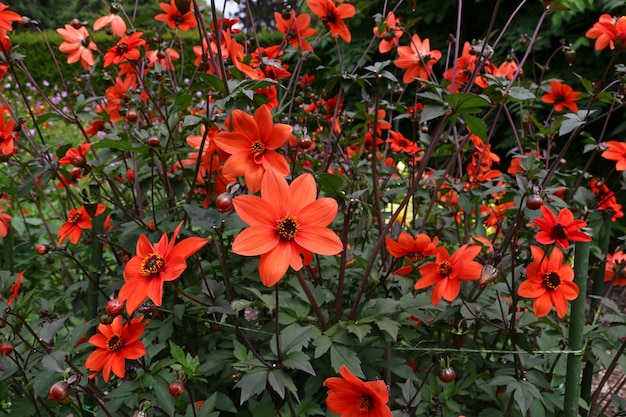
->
[141,253,166,277]
[437,260,452,276]
[543,270,561,290]
[106,334,124,352]
[357,394,374,412]
[276,215,300,240]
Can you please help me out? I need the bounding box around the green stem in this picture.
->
[564,241,590,417]
[581,214,612,401]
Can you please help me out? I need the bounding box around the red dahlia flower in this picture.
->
[85,316,146,382]
[415,244,482,305]
[323,365,392,417]
[232,170,343,286]
[541,81,582,113]
[306,0,355,43]
[533,205,591,250]
[118,222,208,314]
[518,246,579,318]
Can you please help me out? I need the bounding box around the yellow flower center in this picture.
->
[357,394,374,412]
[543,270,561,290]
[438,260,452,276]
[250,140,266,156]
[276,215,300,240]
[106,334,124,352]
[141,253,166,277]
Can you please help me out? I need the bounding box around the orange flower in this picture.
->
[155,0,198,31]
[533,205,591,250]
[57,204,106,245]
[415,245,482,305]
[386,232,443,275]
[306,0,355,43]
[56,24,97,70]
[604,249,626,286]
[586,14,626,51]
[118,222,208,314]
[93,11,127,37]
[146,47,180,70]
[0,104,17,155]
[541,81,582,113]
[274,10,317,51]
[590,178,624,221]
[0,3,20,31]
[323,365,392,417]
[232,170,343,286]
[0,205,10,237]
[103,32,146,67]
[601,140,626,171]
[518,246,579,318]
[373,12,403,54]
[213,106,292,192]
[386,130,419,154]
[84,316,146,382]
[59,143,91,168]
[394,34,442,84]
[104,76,142,123]
[0,29,10,81]
[222,30,262,80]
[481,201,515,228]
[7,271,23,305]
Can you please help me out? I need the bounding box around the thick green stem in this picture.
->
[564,241,590,417]
[581,214,612,402]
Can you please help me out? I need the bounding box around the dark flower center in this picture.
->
[407,253,423,263]
[543,270,561,290]
[324,12,338,25]
[175,15,185,26]
[357,393,374,412]
[554,94,565,104]
[106,334,124,352]
[68,211,82,224]
[141,253,166,277]
[438,260,452,276]
[81,38,91,48]
[550,223,568,240]
[116,42,128,56]
[276,215,300,240]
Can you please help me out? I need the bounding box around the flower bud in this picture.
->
[479,264,499,287]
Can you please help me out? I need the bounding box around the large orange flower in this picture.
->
[57,204,106,245]
[533,205,591,250]
[586,14,626,51]
[541,81,582,113]
[93,11,127,37]
[604,249,626,286]
[323,365,392,417]
[0,104,17,155]
[0,3,20,31]
[0,205,10,237]
[155,0,198,31]
[385,232,442,275]
[373,12,403,54]
[57,24,97,70]
[518,246,579,318]
[394,34,442,84]
[213,106,291,192]
[85,316,146,382]
[601,140,626,171]
[103,32,146,67]
[274,10,317,51]
[118,222,208,314]
[415,244,482,305]
[307,0,355,43]
[232,170,343,286]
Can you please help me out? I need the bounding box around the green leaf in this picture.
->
[420,104,448,123]
[267,369,287,398]
[330,345,363,378]
[313,335,332,358]
[282,351,316,376]
[235,368,269,405]
[463,114,487,141]
[507,86,536,101]
[280,325,314,355]
[344,322,371,343]
[375,317,400,340]
[169,340,186,365]
[153,375,177,416]
[39,316,68,343]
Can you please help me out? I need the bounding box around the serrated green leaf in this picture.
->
[375,317,400,340]
[507,87,536,101]
[39,316,68,343]
[282,351,316,376]
[169,340,186,365]
[330,345,363,378]
[314,334,332,358]
[235,368,269,404]
[464,114,487,141]
[344,322,371,343]
[420,104,448,123]
[267,369,286,398]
